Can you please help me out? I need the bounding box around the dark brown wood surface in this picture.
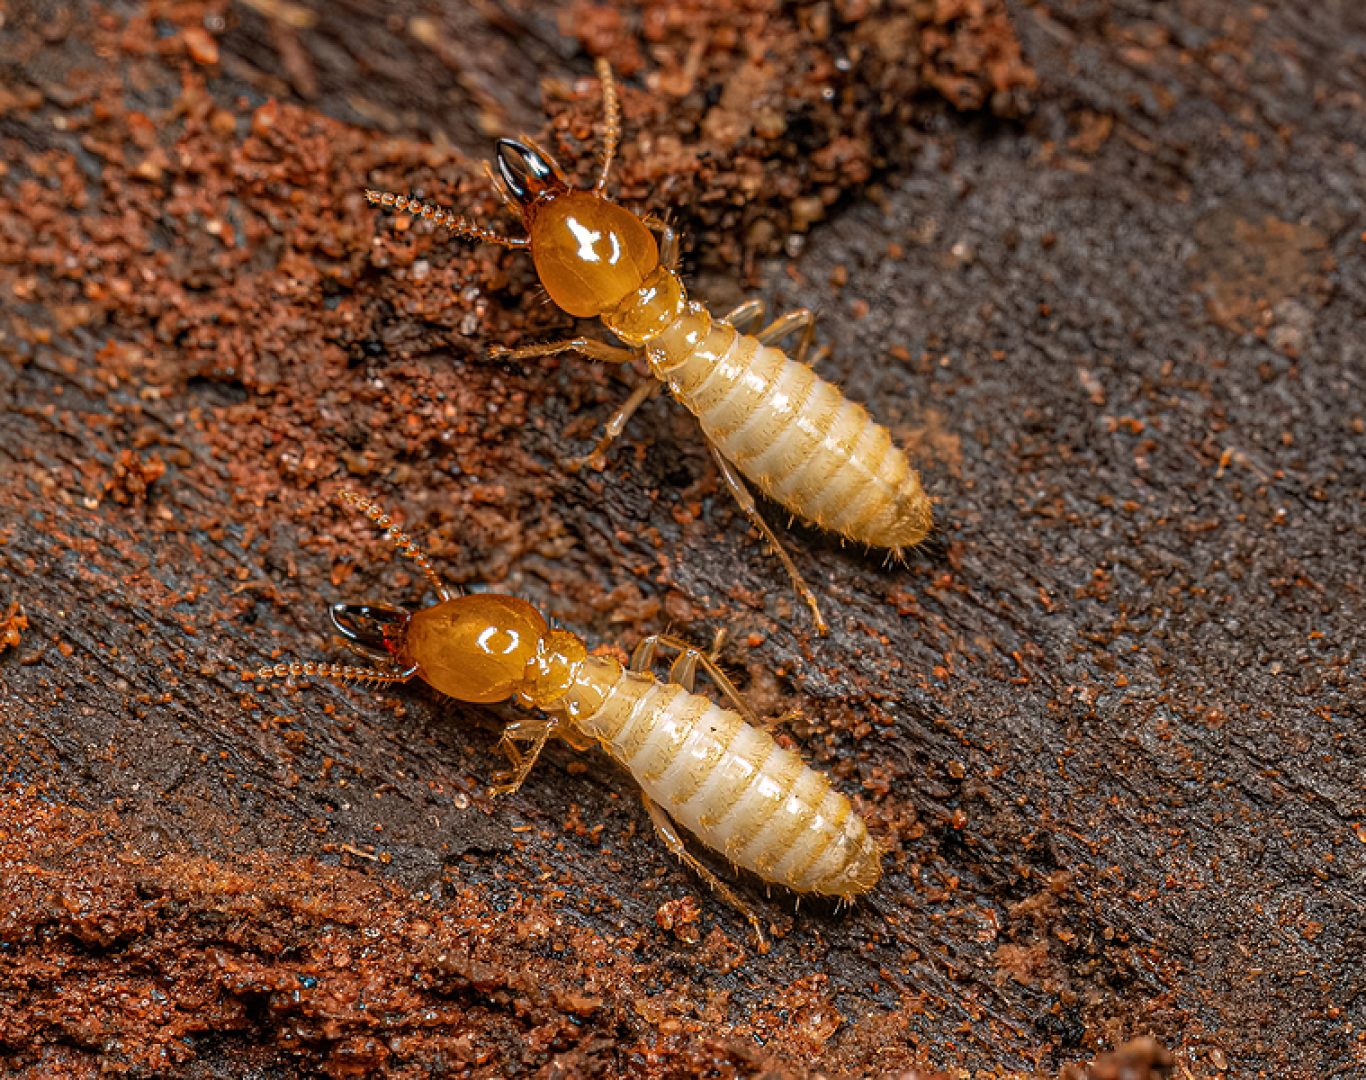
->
[1,1,1361,1076]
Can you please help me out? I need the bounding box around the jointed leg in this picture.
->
[338,490,452,600]
[755,308,825,367]
[594,58,621,194]
[721,299,765,333]
[636,632,796,734]
[641,215,680,270]
[668,649,699,692]
[557,725,596,752]
[640,793,768,952]
[569,377,661,471]
[489,337,636,364]
[660,632,757,726]
[632,633,705,692]
[707,444,829,635]
[659,226,679,271]
[629,634,659,674]
[633,631,762,728]
[490,717,559,796]
[486,336,651,467]
[498,715,595,753]
[723,303,828,367]
[630,628,723,679]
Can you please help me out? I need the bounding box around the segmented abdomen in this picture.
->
[648,309,931,551]
[568,657,881,898]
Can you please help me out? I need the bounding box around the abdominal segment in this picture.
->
[573,662,881,897]
[652,315,931,551]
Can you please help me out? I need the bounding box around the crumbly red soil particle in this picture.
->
[1,1,1361,1077]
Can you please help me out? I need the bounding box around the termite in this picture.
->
[247,491,883,950]
[364,59,933,635]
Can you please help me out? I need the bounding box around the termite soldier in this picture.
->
[248,491,883,951]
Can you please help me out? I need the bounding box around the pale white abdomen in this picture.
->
[646,307,931,551]
[564,656,881,898]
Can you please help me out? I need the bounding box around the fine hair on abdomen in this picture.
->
[657,317,930,551]
[572,663,880,897]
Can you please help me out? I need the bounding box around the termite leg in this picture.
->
[491,334,650,468]
[338,490,452,601]
[641,216,680,270]
[667,650,698,692]
[631,630,758,725]
[764,705,805,734]
[645,635,701,690]
[629,635,659,674]
[488,338,637,364]
[721,299,766,334]
[663,629,724,693]
[725,303,828,366]
[502,715,595,753]
[641,793,769,953]
[658,225,680,271]
[707,444,830,636]
[557,725,596,752]
[630,628,723,680]
[490,717,559,796]
[494,731,526,774]
[492,718,538,776]
[754,308,825,367]
[649,632,764,729]
[568,378,660,472]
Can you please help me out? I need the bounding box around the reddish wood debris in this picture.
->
[1,1,1360,1077]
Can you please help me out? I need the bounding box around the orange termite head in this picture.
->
[494,138,659,319]
[404,594,550,704]
[334,595,545,704]
[334,593,583,708]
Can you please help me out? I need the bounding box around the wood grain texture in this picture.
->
[0,0,1360,1077]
